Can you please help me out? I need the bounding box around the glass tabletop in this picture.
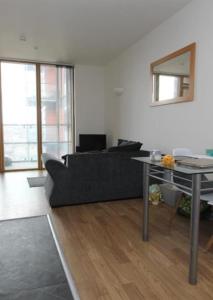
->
[132,157,213,175]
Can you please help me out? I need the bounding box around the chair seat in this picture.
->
[200,193,213,204]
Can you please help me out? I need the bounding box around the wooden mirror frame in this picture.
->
[151,43,196,106]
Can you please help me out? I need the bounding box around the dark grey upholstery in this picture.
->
[108,140,142,152]
[44,150,150,207]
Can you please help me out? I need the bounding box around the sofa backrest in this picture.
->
[64,150,149,181]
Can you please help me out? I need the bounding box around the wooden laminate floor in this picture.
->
[0,171,213,299]
[0,170,50,220]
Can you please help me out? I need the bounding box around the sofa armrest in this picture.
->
[45,159,70,184]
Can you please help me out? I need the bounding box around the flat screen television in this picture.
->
[79,134,106,151]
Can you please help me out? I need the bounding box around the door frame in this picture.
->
[36,63,43,170]
[0,65,4,172]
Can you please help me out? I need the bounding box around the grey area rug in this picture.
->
[0,216,75,300]
[27,176,46,187]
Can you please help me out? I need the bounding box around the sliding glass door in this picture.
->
[1,62,38,170]
[40,65,73,158]
[0,61,74,171]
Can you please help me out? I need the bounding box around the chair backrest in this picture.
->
[172,148,193,157]
[167,148,192,184]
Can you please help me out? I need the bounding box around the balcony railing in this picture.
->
[3,124,72,166]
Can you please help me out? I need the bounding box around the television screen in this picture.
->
[79,134,106,151]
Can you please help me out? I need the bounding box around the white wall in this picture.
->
[75,65,105,145]
[105,0,213,154]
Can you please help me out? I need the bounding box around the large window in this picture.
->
[0,61,74,171]
[40,65,72,158]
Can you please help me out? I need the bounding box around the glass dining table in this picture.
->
[133,157,213,285]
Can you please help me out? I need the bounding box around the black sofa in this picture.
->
[44,150,150,207]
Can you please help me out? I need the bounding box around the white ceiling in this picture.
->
[0,0,192,65]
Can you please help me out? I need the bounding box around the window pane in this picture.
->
[158,75,180,101]
[0,62,73,170]
[40,65,72,159]
[1,62,38,170]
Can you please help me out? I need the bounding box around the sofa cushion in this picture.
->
[108,140,142,152]
[117,139,128,145]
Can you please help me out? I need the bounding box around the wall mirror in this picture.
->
[151,43,196,106]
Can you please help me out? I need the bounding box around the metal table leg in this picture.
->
[143,163,150,241]
[189,173,201,285]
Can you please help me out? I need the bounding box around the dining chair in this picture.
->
[199,195,213,251]
[206,235,213,251]
[172,148,193,157]
[173,149,213,250]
